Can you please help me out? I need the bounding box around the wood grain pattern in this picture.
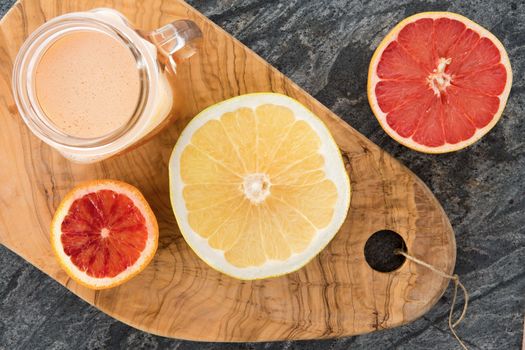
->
[0,0,455,342]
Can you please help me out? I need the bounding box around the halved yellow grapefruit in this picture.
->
[169,93,351,280]
[50,180,158,290]
[368,12,512,153]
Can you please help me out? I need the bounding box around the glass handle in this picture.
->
[146,20,202,74]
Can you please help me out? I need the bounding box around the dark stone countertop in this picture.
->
[0,0,523,349]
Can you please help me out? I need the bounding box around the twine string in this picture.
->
[394,249,469,350]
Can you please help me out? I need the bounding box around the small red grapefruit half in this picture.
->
[368,12,512,153]
[51,180,158,290]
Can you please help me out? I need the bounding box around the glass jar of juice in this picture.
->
[12,8,202,163]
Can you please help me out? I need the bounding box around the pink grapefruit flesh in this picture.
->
[51,180,159,290]
[60,189,149,278]
[368,12,512,153]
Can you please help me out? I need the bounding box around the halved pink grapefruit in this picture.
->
[368,12,512,153]
[50,180,158,290]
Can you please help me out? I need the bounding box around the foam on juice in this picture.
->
[35,30,141,139]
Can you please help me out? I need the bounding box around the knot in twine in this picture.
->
[394,249,469,350]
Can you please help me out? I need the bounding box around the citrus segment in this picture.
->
[269,120,322,170]
[255,104,296,168]
[50,180,158,290]
[221,108,257,172]
[264,196,316,252]
[258,205,292,261]
[272,180,337,228]
[433,18,466,57]
[183,184,242,210]
[223,206,266,268]
[180,144,241,184]
[190,120,245,173]
[188,197,246,239]
[396,18,434,70]
[447,86,499,128]
[208,200,250,250]
[368,12,512,153]
[169,93,351,280]
[60,190,148,278]
[376,41,427,80]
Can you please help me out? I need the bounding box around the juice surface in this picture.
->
[35,30,141,139]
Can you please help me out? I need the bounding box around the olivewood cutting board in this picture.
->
[0,0,456,342]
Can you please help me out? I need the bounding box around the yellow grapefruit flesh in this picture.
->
[50,180,158,290]
[169,93,351,280]
[368,12,512,153]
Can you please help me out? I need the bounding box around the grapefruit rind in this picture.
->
[169,93,351,280]
[367,11,512,153]
[50,180,159,290]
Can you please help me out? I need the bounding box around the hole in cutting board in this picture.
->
[364,230,407,272]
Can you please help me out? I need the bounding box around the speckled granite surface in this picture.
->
[0,0,523,349]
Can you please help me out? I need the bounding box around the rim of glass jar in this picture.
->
[12,10,159,150]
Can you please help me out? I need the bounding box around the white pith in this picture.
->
[428,57,452,96]
[169,93,351,280]
[51,183,157,287]
[368,12,513,154]
[242,173,271,204]
[100,227,110,238]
